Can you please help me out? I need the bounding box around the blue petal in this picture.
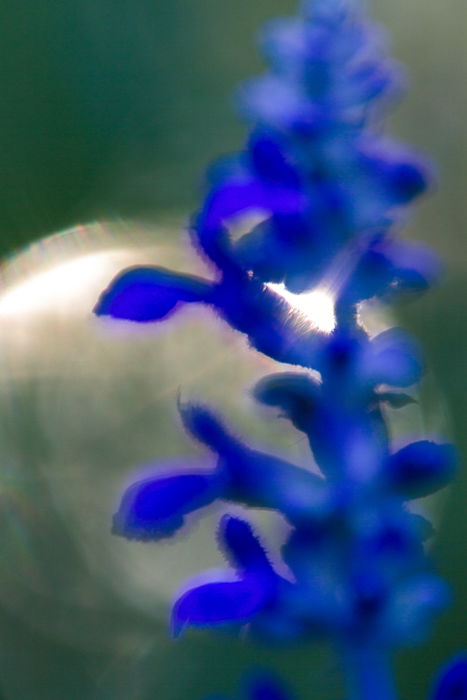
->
[337,246,397,304]
[260,16,309,70]
[234,217,314,286]
[201,179,269,229]
[362,146,431,204]
[171,578,268,637]
[431,654,467,700]
[253,372,321,434]
[248,130,300,188]
[179,402,235,455]
[238,75,311,130]
[219,516,276,581]
[225,448,328,521]
[383,575,450,644]
[364,329,423,387]
[112,471,222,540]
[318,331,362,379]
[335,236,440,305]
[387,441,457,498]
[213,274,325,367]
[94,266,210,322]
[384,239,440,295]
[179,402,327,520]
[202,178,305,233]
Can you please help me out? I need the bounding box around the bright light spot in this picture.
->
[0,251,129,317]
[268,282,336,333]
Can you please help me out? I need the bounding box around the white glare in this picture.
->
[268,282,336,333]
[0,251,129,317]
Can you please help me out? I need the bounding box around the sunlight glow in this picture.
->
[268,282,336,333]
[0,251,129,317]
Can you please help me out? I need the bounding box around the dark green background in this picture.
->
[0,1,465,699]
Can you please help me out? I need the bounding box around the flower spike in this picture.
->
[171,515,281,637]
[96,0,459,697]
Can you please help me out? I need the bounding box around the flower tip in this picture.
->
[389,440,458,499]
[171,577,267,634]
[111,471,221,541]
[94,266,211,322]
[390,159,432,203]
[111,501,183,542]
[179,402,234,454]
[94,266,181,322]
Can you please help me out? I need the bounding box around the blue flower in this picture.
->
[112,403,329,540]
[171,515,284,637]
[252,329,425,483]
[112,466,224,541]
[96,0,458,697]
[239,4,400,129]
[94,266,211,322]
[386,441,458,499]
[94,264,328,369]
[333,234,440,306]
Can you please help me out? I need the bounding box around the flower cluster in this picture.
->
[95,0,461,698]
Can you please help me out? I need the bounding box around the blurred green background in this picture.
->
[0,1,465,699]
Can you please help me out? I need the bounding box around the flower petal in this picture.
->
[335,236,440,305]
[387,441,457,499]
[94,266,210,322]
[383,575,450,644]
[253,372,321,434]
[202,178,305,233]
[364,329,423,387]
[238,74,310,130]
[179,402,327,520]
[179,402,236,455]
[248,130,300,188]
[219,516,276,581]
[112,471,222,540]
[171,578,268,637]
